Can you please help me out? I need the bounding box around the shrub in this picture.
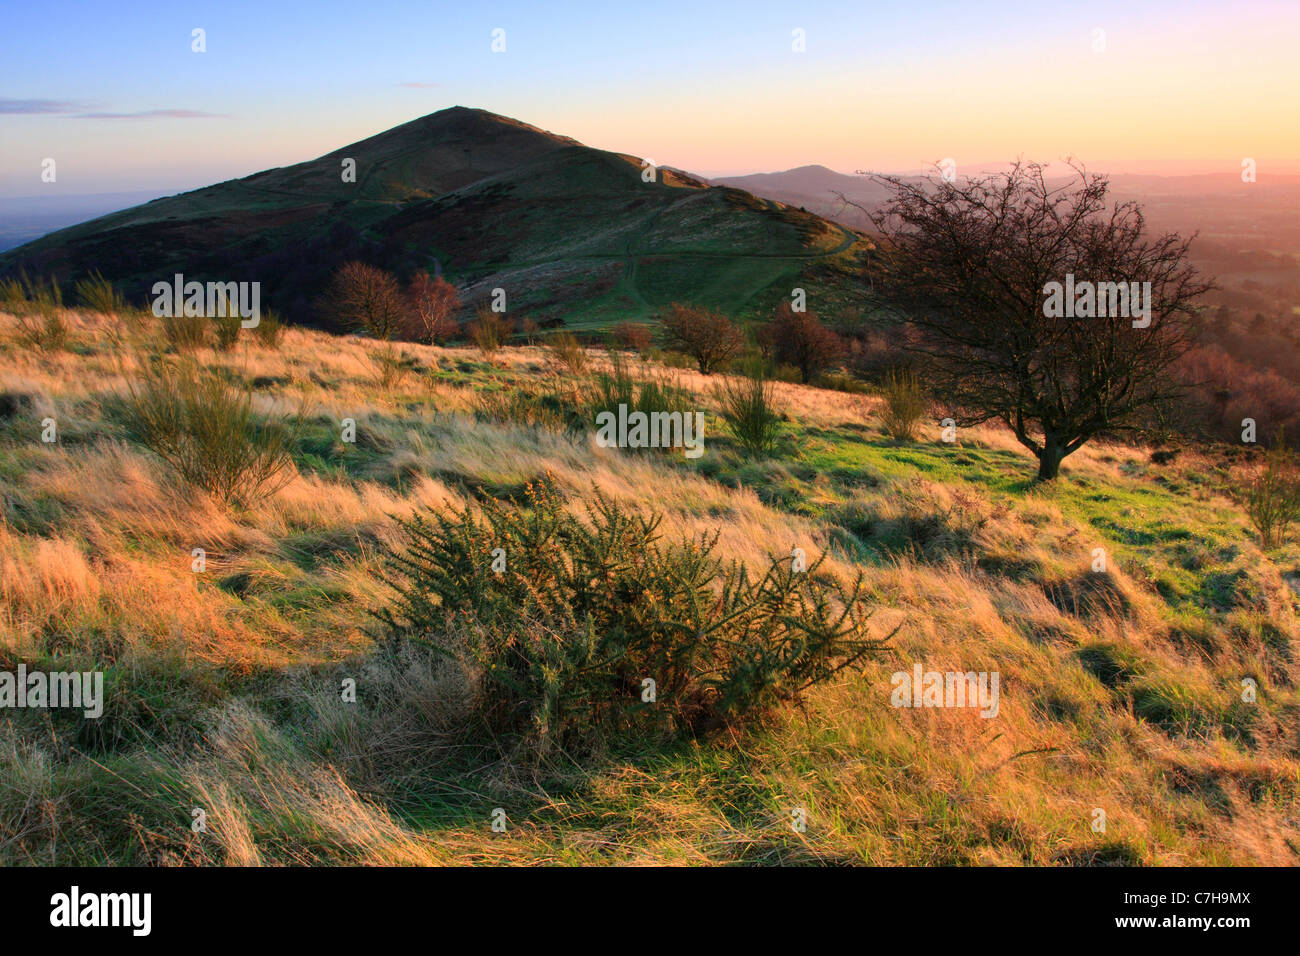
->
[714,363,782,457]
[612,322,652,352]
[879,369,927,442]
[517,315,539,345]
[659,302,745,374]
[252,309,285,349]
[1242,434,1300,548]
[375,482,890,754]
[545,331,588,373]
[321,261,404,339]
[760,303,844,383]
[467,306,511,355]
[121,358,303,505]
[405,270,460,343]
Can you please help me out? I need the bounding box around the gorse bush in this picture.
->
[879,369,927,442]
[714,363,782,457]
[1242,433,1300,548]
[121,358,303,505]
[376,482,890,755]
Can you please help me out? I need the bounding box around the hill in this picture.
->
[0,109,867,331]
[1,308,1296,865]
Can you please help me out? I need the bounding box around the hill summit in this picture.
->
[0,107,866,329]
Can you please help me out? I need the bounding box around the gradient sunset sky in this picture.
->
[1,0,1297,197]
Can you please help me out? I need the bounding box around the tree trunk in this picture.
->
[1037,433,1064,480]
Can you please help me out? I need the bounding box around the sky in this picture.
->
[1,0,1298,198]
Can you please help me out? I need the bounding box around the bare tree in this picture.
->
[761,302,844,383]
[659,302,744,374]
[322,261,404,339]
[406,270,460,343]
[850,162,1214,480]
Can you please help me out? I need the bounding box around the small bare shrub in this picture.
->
[612,322,652,352]
[659,302,744,374]
[467,306,511,356]
[405,270,460,343]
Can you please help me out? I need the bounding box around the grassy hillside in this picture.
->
[1,309,1297,865]
[0,108,867,332]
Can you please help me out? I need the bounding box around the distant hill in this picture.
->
[710,165,891,230]
[0,108,868,330]
[0,191,168,253]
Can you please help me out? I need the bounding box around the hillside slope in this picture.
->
[0,109,867,330]
[1,310,1296,865]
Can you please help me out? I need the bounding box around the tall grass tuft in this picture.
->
[252,309,285,349]
[584,352,693,424]
[372,343,417,390]
[545,331,588,373]
[162,314,207,351]
[714,362,782,458]
[467,306,511,356]
[121,358,303,505]
[879,369,927,442]
[13,275,68,351]
[75,270,127,317]
[213,313,242,352]
[1242,431,1300,548]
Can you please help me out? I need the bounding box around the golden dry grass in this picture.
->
[0,309,1296,866]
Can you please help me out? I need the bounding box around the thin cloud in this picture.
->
[0,98,90,114]
[0,99,225,119]
[72,109,227,119]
